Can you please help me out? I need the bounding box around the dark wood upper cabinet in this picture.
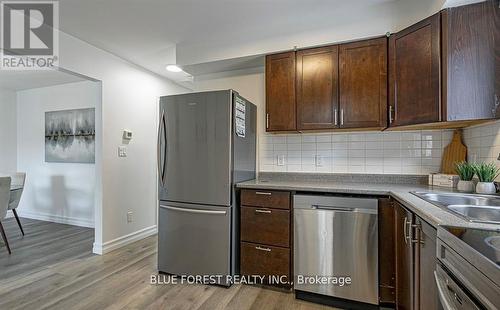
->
[265,52,296,131]
[496,0,500,111]
[389,1,499,128]
[296,45,339,130]
[442,0,500,121]
[340,38,387,129]
[389,13,441,127]
[266,1,498,132]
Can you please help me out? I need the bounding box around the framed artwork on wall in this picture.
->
[45,108,95,163]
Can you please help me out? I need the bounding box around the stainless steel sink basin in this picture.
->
[412,191,500,224]
[447,205,500,223]
[413,192,500,207]
[485,236,500,251]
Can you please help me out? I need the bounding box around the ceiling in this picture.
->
[56,0,447,81]
[0,69,87,91]
[183,55,264,77]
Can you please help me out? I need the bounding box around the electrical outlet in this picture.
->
[127,211,133,223]
[315,155,323,167]
[277,154,285,166]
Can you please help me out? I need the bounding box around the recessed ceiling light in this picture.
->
[166,65,182,72]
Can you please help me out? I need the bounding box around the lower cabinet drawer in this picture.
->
[240,241,291,285]
[240,206,290,247]
[241,189,290,209]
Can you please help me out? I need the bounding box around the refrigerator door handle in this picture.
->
[157,110,167,186]
[160,205,227,215]
[163,111,168,186]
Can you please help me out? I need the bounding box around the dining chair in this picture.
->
[0,176,12,254]
[8,172,26,235]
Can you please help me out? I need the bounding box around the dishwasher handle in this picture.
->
[311,204,377,214]
[294,195,378,213]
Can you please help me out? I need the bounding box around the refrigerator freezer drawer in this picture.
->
[158,202,231,285]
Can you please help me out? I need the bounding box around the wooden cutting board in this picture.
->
[441,129,467,174]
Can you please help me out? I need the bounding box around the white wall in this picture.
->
[56,30,189,253]
[194,71,265,170]
[16,81,100,227]
[194,72,265,132]
[0,88,17,173]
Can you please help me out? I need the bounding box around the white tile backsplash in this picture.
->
[260,129,455,174]
[464,120,500,171]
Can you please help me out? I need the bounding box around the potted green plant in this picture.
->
[472,162,500,194]
[455,161,475,192]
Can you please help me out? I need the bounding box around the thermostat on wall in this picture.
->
[123,130,133,140]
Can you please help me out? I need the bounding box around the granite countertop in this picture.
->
[237,174,500,231]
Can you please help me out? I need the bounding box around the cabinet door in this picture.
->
[340,38,387,129]
[442,1,500,121]
[389,13,441,127]
[415,217,438,310]
[394,202,414,310]
[296,45,339,130]
[266,52,296,131]
[378,198,395,304]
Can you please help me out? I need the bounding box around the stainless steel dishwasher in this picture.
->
[294,194,379,305]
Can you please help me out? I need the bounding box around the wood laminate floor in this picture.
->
[0,218,334,310]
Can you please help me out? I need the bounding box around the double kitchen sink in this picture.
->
[412,191,500,224]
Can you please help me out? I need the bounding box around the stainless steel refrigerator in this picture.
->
[157,90,256,286]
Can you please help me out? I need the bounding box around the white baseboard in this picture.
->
[92,225,157,255]
[16,210,94,228]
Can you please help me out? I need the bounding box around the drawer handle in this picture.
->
[255,246,271,252]
[255,209,272,214]
[255,192,272,196]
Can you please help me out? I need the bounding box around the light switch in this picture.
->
[118,146,127,157]
[315,155,323,167]
[277,154,285,166]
